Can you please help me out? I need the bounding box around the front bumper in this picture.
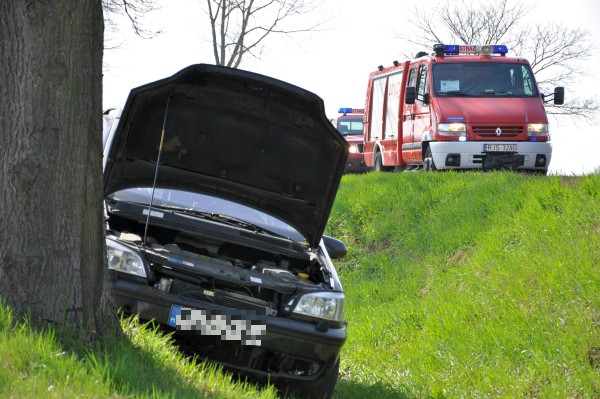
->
[343,154,371,174]
[110,274,346,390]
[429,141,552,171]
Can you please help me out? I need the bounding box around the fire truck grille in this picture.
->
[472,126,523,137]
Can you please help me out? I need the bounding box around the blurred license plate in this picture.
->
[167,305,266,346]
[483,144,517,152]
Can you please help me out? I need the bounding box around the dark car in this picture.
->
[102,64,349,399]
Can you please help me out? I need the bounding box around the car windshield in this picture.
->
[432,62,539,97]
[337,116,364,136]
[109,188,305,243]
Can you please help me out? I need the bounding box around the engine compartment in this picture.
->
[106,210,331,316]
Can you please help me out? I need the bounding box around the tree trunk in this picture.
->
[0,1,117,335]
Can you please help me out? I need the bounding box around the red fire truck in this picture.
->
[335,108,371,173]
[363,44,564,173]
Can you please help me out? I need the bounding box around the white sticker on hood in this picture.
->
[143,209,164,218]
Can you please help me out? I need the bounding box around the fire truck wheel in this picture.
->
[424,147,437,171]
[373,151,391,172]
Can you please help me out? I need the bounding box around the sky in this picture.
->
[103,0,600,175]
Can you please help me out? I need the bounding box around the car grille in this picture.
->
[168,276,278,316]
[221,290,278,316]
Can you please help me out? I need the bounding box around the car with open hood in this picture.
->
[103,64,349,399]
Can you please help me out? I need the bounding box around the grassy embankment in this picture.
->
[1,170,599,398]
[330,171,600,398]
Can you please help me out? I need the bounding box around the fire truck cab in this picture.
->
[363,44,564,173]
[335,108,370,173]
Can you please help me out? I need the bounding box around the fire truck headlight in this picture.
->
[527,123,549,136]
[438,122,466,136]
[348,144,360,154]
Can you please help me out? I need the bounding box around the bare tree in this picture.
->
[0,1,116,334]
[406,0,530,52]
[103,0,160,39]
[204,0,323,68]
[522,23,596,119]
[398,0,599,122]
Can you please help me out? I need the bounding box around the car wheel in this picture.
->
[424,146,437,171]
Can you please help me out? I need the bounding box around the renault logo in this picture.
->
[495,127,502,136]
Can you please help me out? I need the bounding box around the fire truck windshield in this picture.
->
[432,63,539,97]
[337,116,364,136]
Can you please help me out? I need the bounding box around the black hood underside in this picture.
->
[103,64,349,247]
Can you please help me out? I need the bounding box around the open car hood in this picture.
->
[103,64,349,248]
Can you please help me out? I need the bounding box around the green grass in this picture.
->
[327,171,600,398]
[0,307,279,398]
[2,171,599,398]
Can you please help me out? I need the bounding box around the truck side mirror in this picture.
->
[405,86,416,104]
[553,87,564,105]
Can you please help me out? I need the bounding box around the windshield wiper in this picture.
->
[213,213,283,235]
[110,199,288,239]
[147,204,286,238]
[438,90,481,97]
[483,90,513,96]
[191,210,289,239]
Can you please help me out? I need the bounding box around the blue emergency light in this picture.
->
[435,44,508,56]
[338,108,365,114]
[444,44,460,54]
[489,45,508,55]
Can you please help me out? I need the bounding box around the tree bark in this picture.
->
[0,1,117,335]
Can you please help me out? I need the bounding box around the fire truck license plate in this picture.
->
[483,144,517,152]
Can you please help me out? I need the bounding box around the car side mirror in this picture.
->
[322,235,347,259]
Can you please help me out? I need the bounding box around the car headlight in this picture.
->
[349,144,360,154]
[527,123,549,136]
[438,122,466,136]
[291,292,345,322]
[106,238,146,277]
